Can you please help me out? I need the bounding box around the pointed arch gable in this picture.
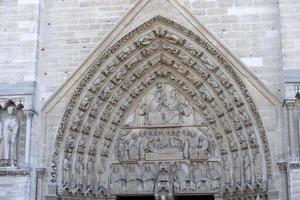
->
[45,15,274,200]
[42,0,279,115]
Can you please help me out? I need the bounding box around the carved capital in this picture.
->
[0,167,30,176]
[290,162,300,169]
[277,161,287,172]
[284,99,296,110]
[23,109,36,119]
[36,168,46,178]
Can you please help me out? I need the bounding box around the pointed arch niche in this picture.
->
[47,16,274,200]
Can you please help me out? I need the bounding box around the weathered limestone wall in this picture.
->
[279,0,300,98]
[0,176,30,200]
[36,0,285,109]
[0,0,39,95]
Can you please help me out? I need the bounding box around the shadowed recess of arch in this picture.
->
[50,16,271,199]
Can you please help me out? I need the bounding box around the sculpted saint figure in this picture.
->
[97,157,106,187]
[128,134,139,160]
[206,162,220,191]
[189,132,199,159]
[137,101,149,125]
[242,150,252,184]
[126,164,141,192]
[110,165,125,193]
[1,105,20,166]
[117,139,128,161]
[142,165,155,192]
[222,155,231,185]
[75,154,84,186]
[173,162,188,192]
[86,157,96,188]
[198,134,208,160]
[192,162,205,191]
[62,153,71,185]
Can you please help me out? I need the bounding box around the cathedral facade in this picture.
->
[0,0,299,200]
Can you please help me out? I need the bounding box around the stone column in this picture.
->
[36,168,46,200]
[278,161,289,200]
[23,110,35,166]
[286,100,298,158]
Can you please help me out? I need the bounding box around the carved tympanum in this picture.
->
[52,16,270,200]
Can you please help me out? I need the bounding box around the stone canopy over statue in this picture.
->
[0,105,20,167]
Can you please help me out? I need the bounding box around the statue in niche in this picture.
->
[101,140,111,157]
[79,95,93,111]
[62,153,71,185]
[74,154,84,187]
[232,152,241,185]
[137,100,149,125]
[0,105,20,166]
[188,132,208,160]
[189,132,199,159]
[142,164,155,192]
[126,164,142,192]
[178,99,192,124]
[252,147,262,182]
[110,165,125,193]
[128,133,139,160]
[77,134,88,154]
[191,162,206,191]
[222,155,231,186]
[206,134,216,158]
[70,111,84,132]
[173,162,188,192]
[206,162,220,191]
[242,150,251,184]
[116,138,128,161]
[198,134,209,159]
[86,157,96,188]
[65,133,76,153]
[97,157,106,187]
[88,139,98,156]
[151,82,168,124]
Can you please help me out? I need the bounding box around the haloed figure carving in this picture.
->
[0,105,20,166]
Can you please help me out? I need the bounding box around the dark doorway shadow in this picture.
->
[117,196,155,200]
[175,195,214,200]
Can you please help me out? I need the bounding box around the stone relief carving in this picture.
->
[86,156,96,188]
[126,82,201,126]
[52,16,270,199]
[62,153,71,186]
[107,161,221,195]
[115,126,216,163]
[74,154,84,187]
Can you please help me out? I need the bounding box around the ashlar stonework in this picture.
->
[0,0,300,200]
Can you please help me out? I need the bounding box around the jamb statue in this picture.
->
[0,105,20,166]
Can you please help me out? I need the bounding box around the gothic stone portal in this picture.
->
[52,16,269,200]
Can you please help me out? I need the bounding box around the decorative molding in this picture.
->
[48,16,271,199]
[0,167,30,176]
[277,161,287,172]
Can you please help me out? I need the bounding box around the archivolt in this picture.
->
[50,16,271,198]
